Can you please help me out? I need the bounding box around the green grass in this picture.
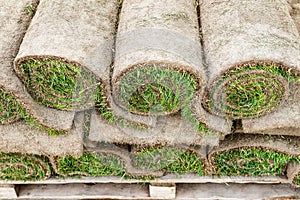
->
[18,58,146,130]
[0,89,21,124]
[296,174,300,186]
[207,64,299,119]
[18,58,99,110]
[134,147,204,175]
[117,65,216,134]
[0,152,51,181]
[214,148,300,176]
[0,88,64,135]
[95,86,147,130]
[118,66,197,114]
[23,5,36,15]
[56,153,126,177]
[128,83,180,114]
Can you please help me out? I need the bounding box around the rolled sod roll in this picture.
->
[200,0,300,119]
[0,0,74,131]
[14,0,119,111]
[112,0,205,116]
[242,82,300,136]
[207,134,300,175]
[0,152,51,181]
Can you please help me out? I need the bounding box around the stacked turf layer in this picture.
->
[111,0,231,135]
[14,0,119,112]
[53,153,126,177]
[2,136,300,187]
[200,0,300,119]
[0,0,75,133]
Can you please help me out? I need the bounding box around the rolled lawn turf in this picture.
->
[53,153,126,177]
[112,0,204,117]
[241,3,300,136]
[207,134,300,183]
[14,0,119,112]
[133,147,204,176]
[200,0,300,119]
[111,0,231,134]
[0,152,51,181]
[242,81,300,136]
[0,0,74,132]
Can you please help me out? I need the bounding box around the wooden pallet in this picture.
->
[0,175,299,199]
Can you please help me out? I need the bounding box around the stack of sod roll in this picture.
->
[200,0,300,136]
[0,0,299,185]
[110,0,231,135]
[0,0,85,164]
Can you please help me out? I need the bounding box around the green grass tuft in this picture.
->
[95,86,147,130]
[214,148,298,176]
[19,58,98,110]
[56,153,126,177]
[134,147,204,175]
[129,83,180,114]
[0,152,51,181]
[207,64,299,118]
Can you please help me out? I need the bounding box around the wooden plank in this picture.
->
[18,183,151,200]
[149,184,176,199]
[0,185,17,199]
[13,182,300,199]
[176,183,300,200]
[0,174,289,185]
